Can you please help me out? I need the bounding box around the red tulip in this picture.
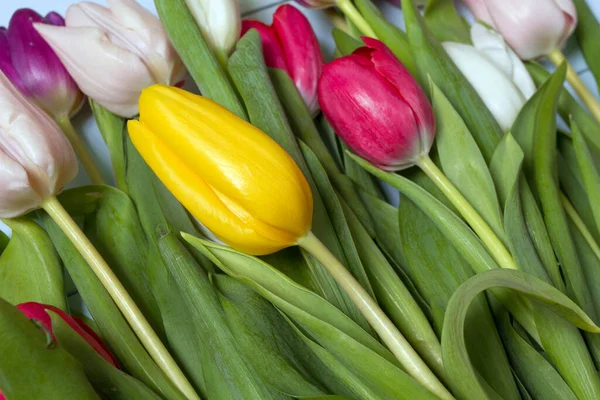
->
[318,37,435,171]
[242,5,323,115]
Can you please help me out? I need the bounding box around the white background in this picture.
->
[0,0,599,238]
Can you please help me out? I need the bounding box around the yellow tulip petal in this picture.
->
[127,119,293,255]
[137,85,313,238]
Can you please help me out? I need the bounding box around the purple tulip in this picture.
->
[0,9,84,120]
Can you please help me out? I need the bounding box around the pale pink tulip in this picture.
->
[34,0,186,117]
[0,71,77,218]
[461,0,577,60]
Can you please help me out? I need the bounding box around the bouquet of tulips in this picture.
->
[2,0,600,398]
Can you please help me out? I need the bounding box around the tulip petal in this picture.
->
[137,86,313,239]
[443,42,526,131]
[0,27,29,96]
[273,5,323,115]
[186,0,241,55]
[35,23,154,117]
[461,0,495,26]
[45,12,65,27]
[128,119,298,255]
[241,20,289,72]
[319,55,423,170]
[0,148,40,218]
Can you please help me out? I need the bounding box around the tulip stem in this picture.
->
[56,117,105,186]
[41,196,201,400]
[297,231,454,400]
[336,0,378,39]
[548,49,600,124]
[416,155,518,271]
[562,193,600,262]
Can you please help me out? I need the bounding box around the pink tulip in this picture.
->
[461,0,577,60]
[34,0,186,118]
[242,5,323,115]
[0,9,84,120]
[0,71,77,218]
[318,38,435,171]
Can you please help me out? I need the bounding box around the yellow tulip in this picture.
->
[127,85,313,255]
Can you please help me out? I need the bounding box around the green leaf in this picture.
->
[354,0,417,75]
[0,231,8,255]
[42,217,187,400]
[49,311,163,400]
[498,313,577,400]
[269,68,375,236]
[332,29,362,56]
[401,0,502,161]
[573,0,600,89]
[228,30,371,331]
[339,198,444,380]
[423,0,471,43]
[0,218,65,310]
[213,275,326,397]
[431,81,505,242]
[154,0,246,119]
[442,269,600,400]
[0,297,99,399]
[571,120,600,236]
[90,100,127,191]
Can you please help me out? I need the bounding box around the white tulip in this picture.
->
[443,23,537,132]
[185,0,241,57]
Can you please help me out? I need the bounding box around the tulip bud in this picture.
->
[185,0,241,57]
[0,9,84,120]
[442,23,536,131]
[242,5,323,115]
[461,0,577,60]
[0,71,78,218]
[128,85,313,255]
[34,0,187,118]
[16,302,119,367]
[293,0,337,9]
[318,38,435,171]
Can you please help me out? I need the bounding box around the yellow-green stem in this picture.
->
[548,49,600,124]
[561,193,600,262]
[297,231,454,400]
[336,0,378,38]
[41,196,200,400]
[56,117,105,185]
[416,155,518,270]
[325,8,351,35]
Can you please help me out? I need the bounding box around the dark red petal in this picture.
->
[241,20,289,72]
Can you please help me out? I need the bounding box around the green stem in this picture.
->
[336,0,378,38]
[548,49,600,124]
[56,117,105,185]
[416,155,518,270]
[213,48,230,72]
[561,193,600,262]
[41,196,200,400]
[297,231,454,400]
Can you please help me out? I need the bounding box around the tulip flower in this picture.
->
[17,302,119,367]
[461,0,576,60]
[442,23,536,131]
[319,37,435,171]
[1,8,104,185]
[0,73,197,400]
[293,0,377,38]
[128,85,314,255]
[320,39,519,278]
[0,71,78,218]
[0,9,84,120]
[184,0,240,64]
[34,0,186,118]
[130,84,451,400]
[242,5,323,115]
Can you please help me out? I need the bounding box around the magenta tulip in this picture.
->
[318,37,435,171]
[0,9,84,120]
[242,5,323,115]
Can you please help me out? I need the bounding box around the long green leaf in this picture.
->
[50,312,163,400]
[0,218,65,310]
[574,0,600,88]
[401,0,502,161]
[154,0,246,119]
[0,297,99,399]
[423,0,471,43]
